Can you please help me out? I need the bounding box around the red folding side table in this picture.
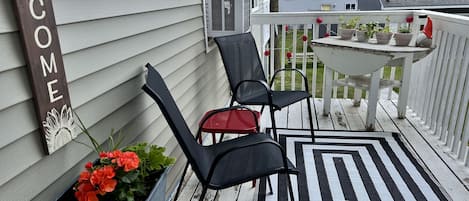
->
[197,106,261,144]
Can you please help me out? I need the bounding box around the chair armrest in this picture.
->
[206,137,291,182]
[234,79,272,95]
[270,68,310,92]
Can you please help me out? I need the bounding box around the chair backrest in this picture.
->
[214,33,268,102]
[141,64,209,179]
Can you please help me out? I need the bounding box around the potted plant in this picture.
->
[58,118,175,201]
[339,16,360,40]
[356,22,377,42]
[375,16,393,44]
[394,16,414,46]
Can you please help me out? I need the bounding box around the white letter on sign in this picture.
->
[46,79,63,103]
[40,52,57,77]
[34,25,52,49]
[29,0,45,20]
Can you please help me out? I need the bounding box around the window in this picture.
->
[203,0,251,52]
[345,3,357,11]
[204,0,250,36]
[321,4,332,11]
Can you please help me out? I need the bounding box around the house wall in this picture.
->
[0,0,230,200]
[279,0,358,12]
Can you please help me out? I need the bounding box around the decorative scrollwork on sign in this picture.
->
[43,105,76,153]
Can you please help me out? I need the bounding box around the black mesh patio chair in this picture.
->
[214,32,315,142]
[142,63,298,201]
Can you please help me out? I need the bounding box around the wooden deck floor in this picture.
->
[175,97,469,201]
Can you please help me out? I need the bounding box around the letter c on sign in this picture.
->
[29,0,46,20]
[34,25,52,49]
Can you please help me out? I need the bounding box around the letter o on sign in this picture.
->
[34,25,52,49]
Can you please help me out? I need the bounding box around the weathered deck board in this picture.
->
[175,98,468,201]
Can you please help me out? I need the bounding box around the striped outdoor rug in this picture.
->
[258,129,448,201]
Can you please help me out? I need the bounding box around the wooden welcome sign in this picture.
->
[13,0,75,154]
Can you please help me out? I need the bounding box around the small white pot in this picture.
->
[394,33,413,46]
[340,29,355,40]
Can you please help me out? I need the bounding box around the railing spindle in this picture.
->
[451,38,469,153]
[442,35,465,147]
[422,31,442,123]
[281,24,286,90]
[301,25,308,91]
[292,25,298,90]
[436,34,458,141]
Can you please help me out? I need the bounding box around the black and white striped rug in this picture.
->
[258,129,448,201]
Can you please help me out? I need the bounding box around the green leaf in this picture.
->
[121,171,139,183]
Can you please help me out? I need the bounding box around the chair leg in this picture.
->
[218,133,225,143]
[269,106,278,141]
[211,133,217,144]
[174,162,190,201]
[199,185,208,201]
[267,176,273,194]
[306,98,315,143]
[287,173,295,201]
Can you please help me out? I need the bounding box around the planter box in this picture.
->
[57,166,171,201]
[146,166,171,201]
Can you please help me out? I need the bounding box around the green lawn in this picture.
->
[270,29,402,98]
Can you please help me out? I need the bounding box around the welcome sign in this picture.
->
[13,0,76,154]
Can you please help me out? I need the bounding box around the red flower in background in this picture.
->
[302,35,308,42]
[406,16,414,23]
[324,32,330,37]
[285,25,289,31]
[264,50,270,56]
[286,52,292,59]
[316,17,323,24]
[117,151,140,172]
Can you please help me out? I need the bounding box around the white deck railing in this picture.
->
[408,10,469,168]
[250,10,469,169]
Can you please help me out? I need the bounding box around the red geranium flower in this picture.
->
[78,170,92,183]
[264,50,270,56]
[286,52,292,59]
[117,151,140,172]
[99,152,107,158]
[316,17,323,24]
[75,182,99,201]
[302,35,308,42]
[85,162,93,169]
[90,166,117,195]
[406,16,414,23]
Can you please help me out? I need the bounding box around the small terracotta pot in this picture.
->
[394,33,413,46]
[375,32,393,44]
[340,29,355,40]
[356,31,369,42]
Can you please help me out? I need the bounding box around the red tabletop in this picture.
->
[200,109,261,133]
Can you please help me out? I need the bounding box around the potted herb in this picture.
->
[375,16,393,44]
[394,16,414,46]
[339,16,360,40]
[58,117,175,201]
[356,22,377,42]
